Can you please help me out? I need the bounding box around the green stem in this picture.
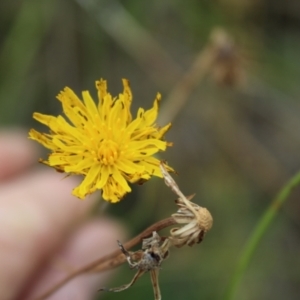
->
[225,170,300,300]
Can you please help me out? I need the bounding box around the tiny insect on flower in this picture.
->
[29,79,173,202]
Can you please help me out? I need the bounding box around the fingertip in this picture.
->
[24,218,126,300]
[0,128,38,181]
[0,170,100,299]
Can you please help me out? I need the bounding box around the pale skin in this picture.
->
[0,129,125,300]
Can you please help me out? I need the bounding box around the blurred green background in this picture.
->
[1,0,300,299]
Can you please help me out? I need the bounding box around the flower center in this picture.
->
[98,139,120,165]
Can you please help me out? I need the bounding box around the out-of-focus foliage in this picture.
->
[1,0,300,299]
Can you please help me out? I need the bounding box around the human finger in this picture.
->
[0,170,99,300]
[0,129,38,181]
[23,218,125,300]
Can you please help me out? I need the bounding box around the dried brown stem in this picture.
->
[158,45,214,124]
[158,28,241,124]
[34,217,176,300]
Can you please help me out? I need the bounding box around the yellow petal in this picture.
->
[142,93,161,126]
[111,167,131,192]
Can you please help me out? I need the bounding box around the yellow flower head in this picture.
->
[29,79,173,202]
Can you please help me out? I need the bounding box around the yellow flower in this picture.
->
[29,79,173,202]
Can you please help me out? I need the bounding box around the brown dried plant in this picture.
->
[100,232,170,300]
[34,162,212,300]
[98,162,213,300]
[159,162,213,248]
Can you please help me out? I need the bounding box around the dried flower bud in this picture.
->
[170,197,213,247]
[173,197,213,231]
[160,162,213,248]
[209,28,246,87]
